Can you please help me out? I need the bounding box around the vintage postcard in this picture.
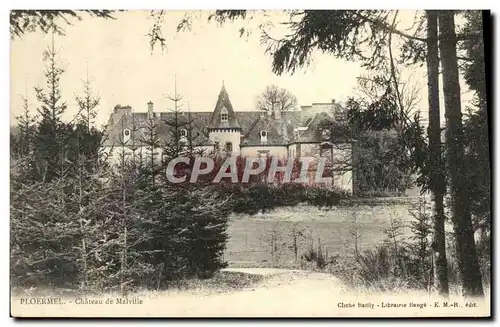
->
[10,9,491,318]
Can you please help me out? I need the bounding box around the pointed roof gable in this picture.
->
[208,84,241,129]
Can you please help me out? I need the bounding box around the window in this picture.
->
[225,142,233,153]
[123,129,131,142]
[180,129,187,137]
[221,108,229,122]
[260,130,268,144]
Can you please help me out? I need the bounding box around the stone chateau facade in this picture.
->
[103,84,353,192]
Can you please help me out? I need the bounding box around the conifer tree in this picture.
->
[162,76,186,162]
[75,64,100,133]
[438,10,483,297]
[14,81,38,158]
[424,10,449,296]
[33,31,68,181]
[139,110,162,188]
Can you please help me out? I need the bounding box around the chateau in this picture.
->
[103,84,353,192]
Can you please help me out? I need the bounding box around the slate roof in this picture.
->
[103,111,213,147]
[208,84,241,129]
[103,85,336,148]
[296,112,334,143]
[241,115,288,145]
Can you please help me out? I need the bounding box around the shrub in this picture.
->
[10,160,231,292]
[213,182,351,215]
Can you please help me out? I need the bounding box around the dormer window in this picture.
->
[260,130,268,144]
[123,129,131,143]
[221,108,229,122]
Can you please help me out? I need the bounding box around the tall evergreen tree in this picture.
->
[33,31,68,181]
[140,110,163,187]
[425,10,449,296]
[438,10,483,297]
[75,64,100,133]
[460,11,490,284]
[460,12,490,233]
[162,76,185,162]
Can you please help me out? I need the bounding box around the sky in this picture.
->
[10,10,473,127]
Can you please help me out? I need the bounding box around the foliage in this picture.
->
[255,85,297,113]
[339,203,433,292]
[459,11,490,236]
[11,176,82,288]
[459,11,487,103]
[324,97,418,195]
[10,150,231,291]
[215,182,350,215]
[459,12,490,287]
[10,10,114,38]
[12,93,37,158]
[75,70,101,133]
[10,41,232,293]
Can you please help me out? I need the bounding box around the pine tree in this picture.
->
[162,76,186,162]
[139,110,162,188]
[75,64,100,133]
[438,10,483,297]
[460,11,490,285]
[425,10,449,296]
[14,81,37,158]
[33,31,68,182]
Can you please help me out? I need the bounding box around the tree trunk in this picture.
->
[425,10,449,297]
[79,165,88,288]
[438,10,483,297]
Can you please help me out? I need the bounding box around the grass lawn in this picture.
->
[225,203,416,267]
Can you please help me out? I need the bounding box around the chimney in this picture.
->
[147,101,154,119]
[282,122,288,141]
[113,104,132,123]
[274,106,281,120]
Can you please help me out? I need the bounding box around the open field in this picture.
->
[225,202,418,266]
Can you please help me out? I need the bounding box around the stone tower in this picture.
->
[208,83,241,155]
